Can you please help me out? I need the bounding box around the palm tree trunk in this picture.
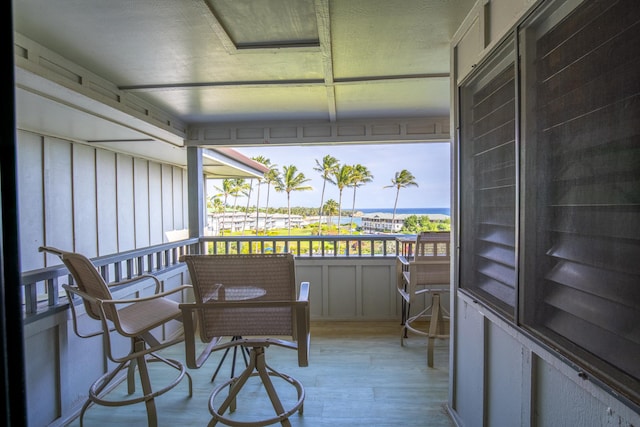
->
[391,189,400,232]
[318,180,327,236]
[287,193,291,235]
[265,184,271,233]
[337,191,343,236]
[351,187,357,231]
[221,195,228,235]
[242,179,253,235]
[255,181,261,236]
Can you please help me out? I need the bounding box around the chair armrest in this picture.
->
[101,285,192,305]
[63,283,97,302]
[298,281,310,302]
[178,302,222,369]
[397,255,410,266]
[107,273,162,293]
[62,284,113,338]
[295,282,310,367]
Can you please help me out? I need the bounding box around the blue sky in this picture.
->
[208,142,451,210]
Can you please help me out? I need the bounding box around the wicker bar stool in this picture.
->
[180,253,310,427]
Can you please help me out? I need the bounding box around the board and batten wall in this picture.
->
[16,129,191,427]
[17,129,189,271]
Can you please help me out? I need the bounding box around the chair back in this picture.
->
[411,231,451,286]
[40,247,115,321]
[180,254,297,342]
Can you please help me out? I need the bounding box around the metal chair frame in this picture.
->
[396,232,451,367]
[39,246,193,427]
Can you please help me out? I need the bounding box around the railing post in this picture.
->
[24,282,37,314]
[47,277,58,307]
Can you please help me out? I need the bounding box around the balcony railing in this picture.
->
[20,234,407,319]
[21,238,199,318]
[201,234,401,257]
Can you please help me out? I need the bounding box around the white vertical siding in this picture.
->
[17,131,188,263]
[182,167,189,233]
[452,298,485,427]
[24,321,59,427]
[295,258,401,321]
[16,131,44,271]
[361,265,394,318]
[486,322,523,427]
[148,162,163,245]
[328,265,357,317]
[96,149,118,256]
[133,158,150,248]
[161,164,174,239]
[116,154,135,251]
[72,143,98,257]
[43,137,73,265]
[172,166,184,230]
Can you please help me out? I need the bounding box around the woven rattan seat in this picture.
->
[180,253,310,427]
[39,246,192,427]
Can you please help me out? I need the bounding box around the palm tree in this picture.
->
[384,169,418,233]
[274,165,312,235]
[212,197,224,212]
[231,178,248,221]
[206,195,223,213]
[221,178,247,234]
[323,199,339,233]
[313,155,339,235]
[214,179,234,235]
[251,156,271,235]
[263,166,280,233]
[349,164,373,230]
[241,183,252,235]
[332,164,353,235]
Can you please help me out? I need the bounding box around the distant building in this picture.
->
[207,211,308,234]
[361,212,450,233]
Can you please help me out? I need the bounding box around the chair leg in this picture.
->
[213,348,257,417]
[127,356,137,394]
[211,336,251,383]
[135,340,158,427]
[208,346,305,427]
[401,300,410,345]
[427,294,443,368]
[256,349,290,427]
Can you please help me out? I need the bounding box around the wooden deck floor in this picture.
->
[66,321,452,427]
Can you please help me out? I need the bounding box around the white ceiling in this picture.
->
[12,0,475,175]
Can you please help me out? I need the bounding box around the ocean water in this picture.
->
[358,207,451,216]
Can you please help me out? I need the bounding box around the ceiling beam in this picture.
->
[315,0,337,122]
[186,117,450,147]
[118,73,450,92]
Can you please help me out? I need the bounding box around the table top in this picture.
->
[205,285,266,302]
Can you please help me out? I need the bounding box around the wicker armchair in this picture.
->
[179,253,310,427]
[39,246,192,427]
[396,232,451,367]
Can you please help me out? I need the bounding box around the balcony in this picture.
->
[61,321,450,426]
[21,235,450,426]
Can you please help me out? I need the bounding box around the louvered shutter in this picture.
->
[459,40,517,317]
[522,0,640,399]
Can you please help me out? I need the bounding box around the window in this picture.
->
[457,0,640,405]
[520,0,640,404]
[459,38,517,317]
